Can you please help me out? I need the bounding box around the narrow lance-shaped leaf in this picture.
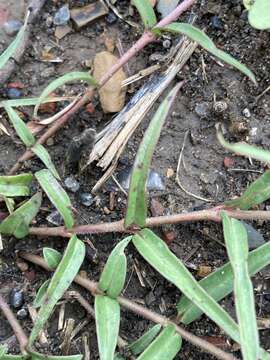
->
[1,356,26,360]
[0,192,42,239]
[226,171,270,210]
[222,212,260,360]
[129,324,161,356]
[4,197,15,213]
[0,12,28,70]
[133,229,241,342]
[33,279,50,308]
[99,237,131,298]
[95,295,120,360]
[43,247,62,269]
[0,96,75,108]
[137,325,181,360]
[5,105,36,147]
[178,240,270,324]
[155,23,256,84]
[125,83,182,229]
[32,144,60,180]
[30,349,82,360]
[217,126,270,164]
[29,235,85,344]
[132,0,157,29]
[0,173,33,197]
[36,169,74,229]
[0,345,7,357]
[34,72,97,117]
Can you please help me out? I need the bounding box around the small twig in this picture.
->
[0,294,28,354]
[28,208,270,238]
[176,131,214,203]
[20,253,237,360]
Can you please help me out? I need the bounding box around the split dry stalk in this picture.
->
[20,252,237,360]
[29,208,270,238]
[8,0,196,175]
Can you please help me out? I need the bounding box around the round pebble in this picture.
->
[162,39,171,49]
[7,88,21,99]
[210,16,223,30]
[105,12,117,24]
[17,308,28,320]
[9,289,24,309]
[64,176,80,193]
[54,5,70,26]
[79,192,94,207]
[4,20,23,36]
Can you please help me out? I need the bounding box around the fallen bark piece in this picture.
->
[93,51,126,113]
[70,2,108,29]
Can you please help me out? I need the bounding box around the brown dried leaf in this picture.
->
[93,51,126,113]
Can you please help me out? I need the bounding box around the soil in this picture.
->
[0,0,270,359]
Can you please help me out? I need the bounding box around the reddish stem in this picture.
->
[28,208,270,238]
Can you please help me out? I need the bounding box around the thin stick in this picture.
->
[20,253,236,360]
[176,131,214,203]
[8,0,196,175]
[0,294,28,353]
[28,208,270,238]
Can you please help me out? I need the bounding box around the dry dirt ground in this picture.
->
[0,0,270,359]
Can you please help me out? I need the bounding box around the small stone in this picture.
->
[9,289,24,309]
[7,82,24,89]
[3,20,23,36]
[17,308,28,320]
[195,102,210,118]
[197,265,212,278]
[54,5,70,26]
[162,231,176,245]
[103,206,110,215]
[264,294,270,302]
[47,210,64,226]
[243,108,251,118]
[166,168,174,178]
[210,15,223,30]
[105,12,117,24]
[241,221,265,250]
[79,192,94,207]
[7,88,21,99]
[147,169,165,191]
[213,100,228,113]
[162,39,171,49]
[24,270,36,282]
[70,2,108,29]
[223,157,234,168]
[157,0,179,18]
[149,53,164,62]
[64,176,80,193]
[55,25,72,40]
[41,67,55,78]
[46,138,54,146]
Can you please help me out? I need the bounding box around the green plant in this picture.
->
[243,0,270,30]
[1,1,270,360]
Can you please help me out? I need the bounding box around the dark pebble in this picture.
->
[17,308,28,320]
[210,16,223,30]
[4,20,22,36]
[79,192,94,207]
[7,88,22,99]
[105,12,117,24]
[46,210,64,226]
[241,221,265,250]
[9,289,24,309]
[264,294,270,302]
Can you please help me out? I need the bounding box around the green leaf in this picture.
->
[0,13,27,70]
[129,324,161,356]
[133,229,241,342]
[4,197,15,213]
[32,144,60,180]
[35,169,74,229]
[226,171,270,209]
[34,72,97,117]
[217,125,270,164]
[99,237,131,298]
[1,356,26,360]
[0,345,7,358]
[29,235,85,345]
[0,193,42,238]
[0,173,33,197]
[33,279,50,308]
[222,212,260,360]
[137,325,181,360]
[248,0,270,30]
[95,295,120,360]
[43,248,62,269]
[132,0,157,28]
[30,349,82,360]
[0,96,74,108]
[125,83,181,229]
[156,23,256,84]
[178,240,270,324]
[5,105,36,147]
